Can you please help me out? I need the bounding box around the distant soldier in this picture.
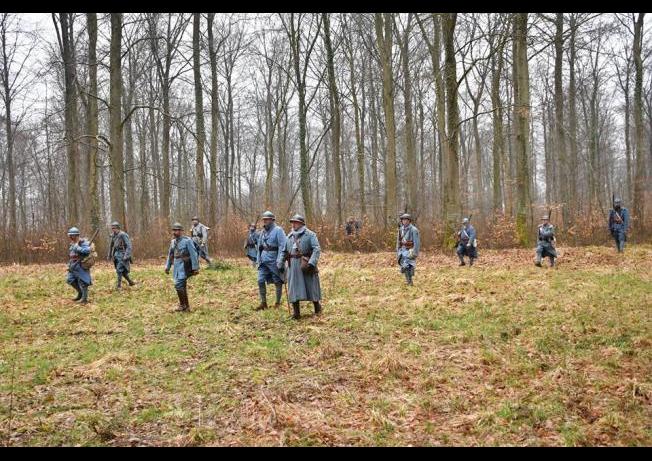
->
[396,213,420,285]
[66,227,92,304]
[456,217,478,266]
[244,223,260,267]
[165,222,199,312]
[535,215,557,267]
[345,216,360,236]
[282,214,322,319]
[608,198,630,253]
[190,216,212,264]
[255,211,287,310]
[107,221,135,289]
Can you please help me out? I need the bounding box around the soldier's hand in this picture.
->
[165,268,170,275]
[466,243,471,248]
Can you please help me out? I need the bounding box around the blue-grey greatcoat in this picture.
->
[536,224,557,258]
[191,222,211,260]
[165,236,199,290]
[108,231,133,275]
[67,239,92,286]
[456,224,478,259]
[396,223,420,273]
[281,226,322,303]
[608,207,629,251]
[256,223,287,285]
[245,229,260,263]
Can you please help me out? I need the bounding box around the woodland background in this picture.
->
[0,13,650,263]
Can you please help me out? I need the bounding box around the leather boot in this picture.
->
[116,274,122,290]
[291,302,300,320]
[458,255,466,266]
[72,281,82,301]
[124,273,135,286]
[313,302,322,315]
[255,301,268,311]
[469,257,475,266]
[274,283,283,308]
[174,289,187,312]
[535,255,542,267]
[181,289,190,311]
[549,257,555,268]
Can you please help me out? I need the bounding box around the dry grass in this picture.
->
[0,245,650,446]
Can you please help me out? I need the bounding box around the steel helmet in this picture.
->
[261,210,275,220]
[67,227,80,236]
[462,217,469,224]
[171,222,184,230]
[110,221,121,228]
[289,214,306,225]
[399,213,412,221]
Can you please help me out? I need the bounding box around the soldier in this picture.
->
[396,213,420,285]
[281,214,322,320]
[244,223,260,267]
[190,216,212,264]
[107,221,135,289]
[456,217,478,266]
[345,216,360,236]
[66,227,92,304]
[535,215,557,267]
[608,198,630,253]
[255,211,287,310]
[165,222,200,312]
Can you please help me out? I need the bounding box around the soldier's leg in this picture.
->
[549,256,555,267]
[535,245,543,267]
[291,301,301,320]
[68,276,82,301]
[77,281,89,304]
[174,278,188,312]
[274,283,283,307]
[123,272,135,286]
[313,301,322,315]
[457,245,466,266]
[406,266,414,286]
[116,271,122,289]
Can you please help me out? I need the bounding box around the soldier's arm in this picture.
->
[77,240,91,256]
[468,227,476,244]
[123,233,132,258]
[308,232,321,267]
[276,228,287,268]
[187,239,200,271]
[624,209,630,230]
[201,224,209,245]
[412,228,421,256]
[165,242,174,271]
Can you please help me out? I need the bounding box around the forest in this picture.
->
[0,13,650,261]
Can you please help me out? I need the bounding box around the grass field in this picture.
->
[1,246,650,446]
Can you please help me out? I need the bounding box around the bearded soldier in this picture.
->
[456,217,478,266]
[281,214,322,320]
[255,211,287,310]
[66,227,92,304]
[190,216,212,264]
[107,221,135,289]
[165,222,200,312]
[396,213,420,285]
[608,198,630,253]
[535,215,557,267]
[244,223,260,267]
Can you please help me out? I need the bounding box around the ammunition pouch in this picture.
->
[403,240,414,249]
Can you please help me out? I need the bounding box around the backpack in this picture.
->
[80,240,98,270]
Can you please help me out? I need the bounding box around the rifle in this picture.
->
[87,227,100,246]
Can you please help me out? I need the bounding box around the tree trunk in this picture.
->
[400,14,418,217]
[86,13,100,234]
[632,13,646,227]
[193,13,207,220]
[109,13,125,226]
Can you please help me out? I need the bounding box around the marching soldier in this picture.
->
[165,222,199,312]
[255,211,287,310]
[190,216,212,264]
[281,214,322,320]
[345,216,360,237]
[456,217,478,266]
[396,213,420,285]
[244,223,260,267]
[608,198,630,253]
[535,215,557,267]
[66,227,92,304]
[107,221,135,289]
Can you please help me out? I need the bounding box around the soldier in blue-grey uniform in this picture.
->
[396,213,420,285]
[608,198,630,253]
[66,227,92,304]
[165,222,200,312]
[255,211,287,310]
[281,214,322,320]
[535,215,557,267]
[456,217,478,266]
[190,216,212,264]
[107,221,135,289]
[244,223,260,267]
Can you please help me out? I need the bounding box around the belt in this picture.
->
[261,246,279,252]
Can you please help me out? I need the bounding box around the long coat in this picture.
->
[165,236,199,289]
[256,223,287,284]
[281,227,322,303]
[536,224,557,258]
[108,230,133,274]
[396,223,420,271]
[67,239,92,286]
[608,207,629,242]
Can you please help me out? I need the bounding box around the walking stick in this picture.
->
[284,279,291,315]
